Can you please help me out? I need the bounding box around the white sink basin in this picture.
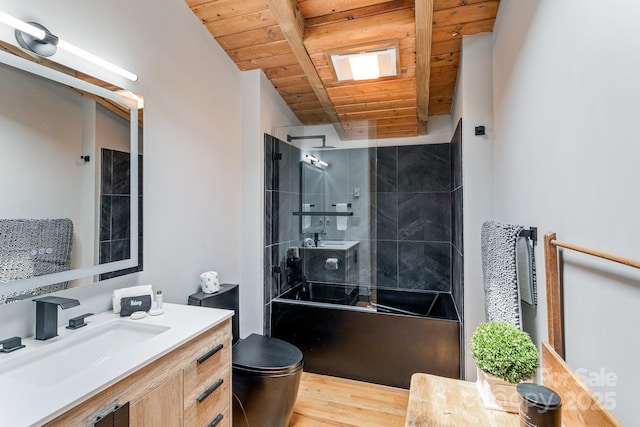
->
[0,320,169,387]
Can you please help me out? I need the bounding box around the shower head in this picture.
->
[312,140,336,149]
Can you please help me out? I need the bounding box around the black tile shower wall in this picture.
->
[376,193,398,241]
[376,240,398,288]
[450,119,464,323]
[264,136,460,307]
[264,134,302,309]
[398,241,451,291]
[398,192,450,242]
[398,144,451,192]
[99,148,143,280]
[376,143,452,292]
[376,147,398,193]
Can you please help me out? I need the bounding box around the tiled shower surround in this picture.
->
[264,130,464,330]
[99,148,143,280]
[375,143,451,292]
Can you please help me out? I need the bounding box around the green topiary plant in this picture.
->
[471,321,539,384]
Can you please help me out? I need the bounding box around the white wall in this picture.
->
[492,1,640,423]
[0,0,245,337]
[452,32,495,381]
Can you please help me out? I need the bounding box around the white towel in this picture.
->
[336,203,348,231]
[113,284,153,313]
[303,203,312,229]
[325,257,339,270]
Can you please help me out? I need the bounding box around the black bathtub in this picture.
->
[280,281,359,306]
[272,285,460,389]
[375,288,459,320]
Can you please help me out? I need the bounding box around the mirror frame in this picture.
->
[0,48,139,295]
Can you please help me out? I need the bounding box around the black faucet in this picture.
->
[33,296,80,340]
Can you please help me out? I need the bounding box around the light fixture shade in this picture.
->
[57,39,138,82]
[330,47,397,82]
[0,11,138,82]
[0,11,45,39]
[349,54,379,80]
[305,154,328,167]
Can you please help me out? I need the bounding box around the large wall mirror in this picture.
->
[0,46,142,304]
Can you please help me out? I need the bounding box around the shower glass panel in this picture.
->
[265,124,462,386]
[268,123,459,318]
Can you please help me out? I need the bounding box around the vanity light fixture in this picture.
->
[0,11,138,82]
[305,154,328,168]
[328,45,398,82]
[0,11,46,39]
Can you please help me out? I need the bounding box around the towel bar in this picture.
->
[519,227,537,245]
[292,211,353,217]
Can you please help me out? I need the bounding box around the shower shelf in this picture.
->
[292,211,353,217]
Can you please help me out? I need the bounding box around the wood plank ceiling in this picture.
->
[186,0,499,140]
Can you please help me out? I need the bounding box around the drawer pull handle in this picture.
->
[197,343,223,364]
[197,378,224,403]
[207,413,224,427]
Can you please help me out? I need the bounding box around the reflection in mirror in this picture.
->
[0,47,142,304]
[300,161,325,233]
[98,111,143,281]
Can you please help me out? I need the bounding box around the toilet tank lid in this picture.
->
[233,334,303,374]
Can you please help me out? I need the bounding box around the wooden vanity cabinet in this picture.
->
[45,318,232,427]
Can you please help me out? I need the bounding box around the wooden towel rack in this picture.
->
[544,232,640,359]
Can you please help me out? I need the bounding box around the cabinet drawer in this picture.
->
[203,404,230,427]
[184,325,231,427]
[184,367,230,426]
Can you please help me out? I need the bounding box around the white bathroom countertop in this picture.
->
[0,303,233,426]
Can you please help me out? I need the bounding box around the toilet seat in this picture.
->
[232,334,303,376]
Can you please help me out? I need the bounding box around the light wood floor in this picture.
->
[290,372,409,427]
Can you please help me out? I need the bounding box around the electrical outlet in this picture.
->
[351,216,360,226]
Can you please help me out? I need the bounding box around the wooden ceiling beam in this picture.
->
[266,0,348,139]
[415,0,434,133]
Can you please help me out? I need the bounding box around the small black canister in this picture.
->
[517,383,562,427]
